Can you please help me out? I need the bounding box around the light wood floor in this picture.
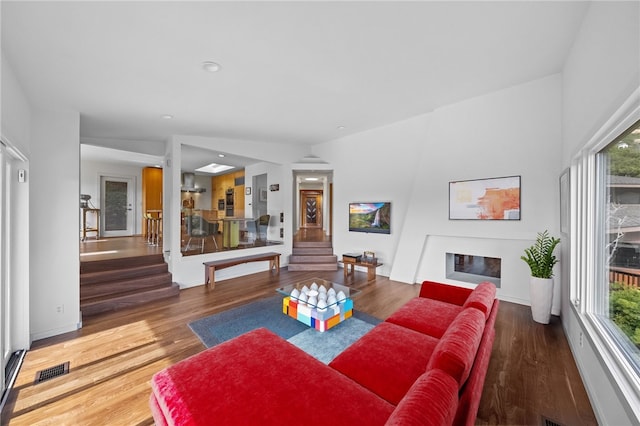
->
[3,236,596,425]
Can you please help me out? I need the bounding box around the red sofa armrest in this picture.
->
[454,299,499,426]
[385,369,459,426]
[419,281,472,306]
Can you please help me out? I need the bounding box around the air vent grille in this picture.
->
[34,362,70,384]
[542,415,565,426]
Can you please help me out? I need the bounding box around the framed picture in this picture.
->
[245,187,251,195]
[449,175,521,220]
[560,168,570,235]
[259,188,268,201]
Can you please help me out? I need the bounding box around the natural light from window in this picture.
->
[598,119,640,375]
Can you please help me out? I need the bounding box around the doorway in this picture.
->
[300,190,323,229]
[293,171,333,240]
[100,175,135,237]
[0,141,27,405]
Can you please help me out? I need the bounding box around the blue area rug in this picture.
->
[188,295,380,363]
[286,317,376,363]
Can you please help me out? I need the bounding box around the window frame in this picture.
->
[572,89,640,420]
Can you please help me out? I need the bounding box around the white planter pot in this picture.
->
[530,277,553,324]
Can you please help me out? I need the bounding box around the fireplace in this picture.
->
[446,252,501,287]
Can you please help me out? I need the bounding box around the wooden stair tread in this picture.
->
[80,254,165,274]
[292,240,332,248]
[81,263,169,285]
[291,247,334,255]
[81,284,180,316]
[287,263,338,271]
[289,254,337,263]
[81,283,180,304]
[81,272,173,300]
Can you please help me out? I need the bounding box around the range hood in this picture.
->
[181,172,206,193]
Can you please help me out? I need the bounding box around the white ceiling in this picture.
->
[2,1,589,151]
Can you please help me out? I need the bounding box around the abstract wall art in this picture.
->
[449,175,521,220]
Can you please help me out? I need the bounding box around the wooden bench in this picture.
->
[203,252,281,289]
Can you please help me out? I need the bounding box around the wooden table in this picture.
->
[342,258,382,281]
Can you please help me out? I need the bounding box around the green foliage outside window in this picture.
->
[605,121,640,350]
[607,146,640,177]
[610,282,640,347]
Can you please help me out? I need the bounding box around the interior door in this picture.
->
[300,190,323,228]
[101,176,135,237]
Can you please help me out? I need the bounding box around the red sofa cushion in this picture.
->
[462,282,496,319]
[419,280,472,305]
[329,322,440,405]
[151,328,394,425]
[426,308,486,387]
[385,297,463,338]
[384,369,459,426]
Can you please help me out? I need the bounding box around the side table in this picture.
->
[342,258,382,281]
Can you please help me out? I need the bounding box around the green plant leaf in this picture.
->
[521,230,560,278]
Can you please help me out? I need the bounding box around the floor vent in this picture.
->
[34,362,70,384]
[1,349,27,413]
[542,416,565,426]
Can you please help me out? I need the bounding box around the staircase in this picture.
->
[287,240,338,271]
[80,254,180,317]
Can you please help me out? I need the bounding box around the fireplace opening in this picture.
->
[446,252,501,287]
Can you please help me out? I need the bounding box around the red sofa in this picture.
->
[150,280,499,426]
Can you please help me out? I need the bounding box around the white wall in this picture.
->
[313,113,429,278]
[80,158,145,235]
[313,74,562,292]
[1,53,32,350]
[30,108,81,340]
[1,52,32,157]
[561,2,640,425]
[403,75,562,309]
[245,162,285,242]
[562,2,640,165]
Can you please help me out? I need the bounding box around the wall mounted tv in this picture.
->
[349,202,391,234]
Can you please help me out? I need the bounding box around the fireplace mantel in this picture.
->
[415,234,552,308]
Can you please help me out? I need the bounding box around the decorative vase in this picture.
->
[530,277,553,324]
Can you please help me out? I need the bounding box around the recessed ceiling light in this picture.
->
[161,114,173,120]
[337,126,346,130]
[218,154,225,158]
[305,177,319,181]
[202,61,221,73]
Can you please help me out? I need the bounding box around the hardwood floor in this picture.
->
[3,236,597,425]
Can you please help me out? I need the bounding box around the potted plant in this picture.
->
[521,230,561,324]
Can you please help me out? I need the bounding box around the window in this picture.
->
[573,99,640,417]
[596,119,640,375]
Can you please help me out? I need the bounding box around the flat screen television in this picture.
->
[349,202,391,234]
